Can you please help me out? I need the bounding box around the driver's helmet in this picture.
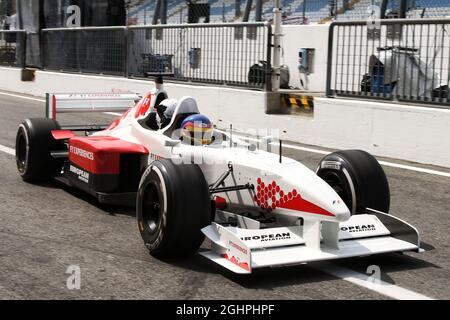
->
[180,114,213,145]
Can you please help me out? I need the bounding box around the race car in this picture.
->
[15,79,422,274]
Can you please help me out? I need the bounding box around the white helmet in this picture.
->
[159,99,178,119]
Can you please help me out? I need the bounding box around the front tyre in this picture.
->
[317,150,390,215]
[16,118,63,182]
[136,159,211,258]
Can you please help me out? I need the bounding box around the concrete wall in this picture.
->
[314,98,450,168]
[211,92,450,168]
[1,67,449,168]
[0,67,267,124]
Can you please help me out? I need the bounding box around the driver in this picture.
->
[180,114,214,145]
[146,98,178,130]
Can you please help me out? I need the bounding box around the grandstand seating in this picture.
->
[126,0,450,26]
[337,0,450,21]
[413,0,450,18]
[336,0,373,21]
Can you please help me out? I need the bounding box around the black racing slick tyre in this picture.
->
[136,159,211,258]
[15,118,63,182]
[317,150,390,215]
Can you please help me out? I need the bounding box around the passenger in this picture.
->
[146,98,178,130]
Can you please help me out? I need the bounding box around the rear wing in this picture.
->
[45,93,141,120]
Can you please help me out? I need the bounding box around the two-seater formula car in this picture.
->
[15,79,422,274]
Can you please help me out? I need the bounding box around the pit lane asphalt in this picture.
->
[0,92,449,300]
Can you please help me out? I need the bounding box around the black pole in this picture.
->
[279,140,282,164]
[235,0,241,17]
[222,1,225,22]
[326,23,336,96]
[380,0,388,19]
[302,0,306,24]
[399,0,407,18]
[152,0,161,25]
[5,0,12,16]
[243,0,252,22]
[161,0,167,24]
[255,0,262,21]
[16,0,23,29]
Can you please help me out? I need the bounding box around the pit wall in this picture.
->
[0,66,449,168]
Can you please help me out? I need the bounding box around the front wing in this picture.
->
[200,209,421,274]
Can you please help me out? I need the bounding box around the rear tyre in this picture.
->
[317,150,390,215]
[136,159,211,258]
[15,118,63,182]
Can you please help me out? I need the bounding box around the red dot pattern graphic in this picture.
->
[255,179,298,212]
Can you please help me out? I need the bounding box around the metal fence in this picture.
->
[327,18,450,106]
[42,27,128,76]
[128,23,271,88]
[0,30,26,67]
[41,22,272,90]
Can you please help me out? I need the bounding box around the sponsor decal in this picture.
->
[150,153,162,161]
[241,232,291,243]
[70,165,90,183]
[68,93,124,98]
[321,161,342,170]
[341,224,376,233]
[223,254,250,271]
[135,93,153,119]
[255,179,335,217]
[69,146,94,161]
[228,240,248,255]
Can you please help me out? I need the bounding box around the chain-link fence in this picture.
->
[42,27,128,76]
[0,30,25,67]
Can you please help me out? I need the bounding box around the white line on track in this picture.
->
[313,262,434,300]
[377,160,450,178]
[280,142,450,178]
[273,142,329,155]
[0,144,15,156]
[104,112,124,117]
[233,133,450,178]
[0,91,45,103]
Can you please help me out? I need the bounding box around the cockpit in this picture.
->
[139,94,217,146]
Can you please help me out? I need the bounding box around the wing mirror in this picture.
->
[165,139,181,148]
